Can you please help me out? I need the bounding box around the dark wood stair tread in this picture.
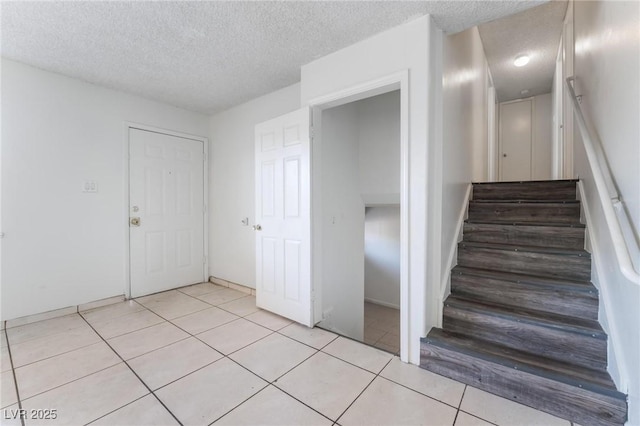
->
[470,199,580,204]
[452,266,596,294]
[434,179,627,423]
[472,179,579,185]
[424,328,622,396]
[459,241,591,258]
[465,219,585,228]
[444,296,606,339]
[472,180,578,201]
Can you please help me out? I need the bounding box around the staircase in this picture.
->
[420,180,627,425]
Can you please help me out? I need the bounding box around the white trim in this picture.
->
[531,96,537,179]
[437,184,471,326]
[562,1,575,179]
[364,297,400,311]
[487,85,497,182]
[123,122,209,299]
[552,38,564,180]
[308,70,410,362]
[578,181,628,393]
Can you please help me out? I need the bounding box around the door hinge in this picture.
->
[203,257,207,264]
[203,204,207,213]
[310,126,315,139]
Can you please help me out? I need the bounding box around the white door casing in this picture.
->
[129,128,205,298]
[499,98,533,181]
[255,107,312,326]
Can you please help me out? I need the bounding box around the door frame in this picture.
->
[487,70,497,181]
[307,70,410,361]
[123,122,209,299]
[498,97,535,181]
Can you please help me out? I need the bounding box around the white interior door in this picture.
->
[255,107,312,326]
[500,99,533,181]
[129,128,205,298]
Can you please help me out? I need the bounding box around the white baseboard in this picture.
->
[5,294,125,329]
[578,181,628,393]
[438,183,472,326]
[364,297,400,310]
[209,276,256,296]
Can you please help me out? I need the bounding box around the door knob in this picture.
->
[130,217,141,227]
[253,224,262,231]
[503,153,507,157]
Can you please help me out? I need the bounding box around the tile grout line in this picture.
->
[205,382,271,426]
[3,328,26,426]
[334,357,394,424]
[375,370,467,412]
[457,409,500,426]
[458,385,467,409]
[85,394,150,425]
[7,319,106,370]
[78,314,184,426]
[453,386,501,426]
[11,356,123,403]
[219,349,336,425]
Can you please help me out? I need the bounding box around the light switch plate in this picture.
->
[83,180,98,193]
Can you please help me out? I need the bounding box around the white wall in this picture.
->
[1,59,209,321]
[358,91,401,205]
[365,206,401,309]
[533,93,553,180]
[440,27,489,302]
[359,91,401,309]
[571,1,640,423]
[317,103,364,340]
[302,15,441,364]
[208,84,300,288]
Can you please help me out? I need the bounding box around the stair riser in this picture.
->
[463,223,585,249]
[443,307,607,370]
[451,274,599,320]
[458,246,591,281]
[468,202,580,223]
[420,342,626,426]
[473,182,577,201]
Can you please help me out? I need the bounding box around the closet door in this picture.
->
[500,98,532,181]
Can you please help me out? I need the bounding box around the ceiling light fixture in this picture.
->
[514,54,530,67]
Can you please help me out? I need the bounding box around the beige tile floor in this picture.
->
[364,302,400,354]
[1,283,573,425]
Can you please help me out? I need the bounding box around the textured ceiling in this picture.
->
[479,1,568,102]
[2,1,545,114]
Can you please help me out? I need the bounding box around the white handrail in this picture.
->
[565,76,640,285]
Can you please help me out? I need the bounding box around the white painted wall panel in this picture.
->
[1,59,208,320]
[208,83,300,288]
[317,103,364,340]
[441,27,489,297]
[572,1,640,423]
[357,91,401,204]
[364,206,401,309]
[533,93,553,180]
[302,15,440,364]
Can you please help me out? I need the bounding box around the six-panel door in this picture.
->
[129,128,205,297]
[255,107,312,326]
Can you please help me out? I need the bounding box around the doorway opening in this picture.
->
[312,88,402,355]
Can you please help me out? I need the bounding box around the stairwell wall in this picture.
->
[572,0,640,423]
[440,27,490,306]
